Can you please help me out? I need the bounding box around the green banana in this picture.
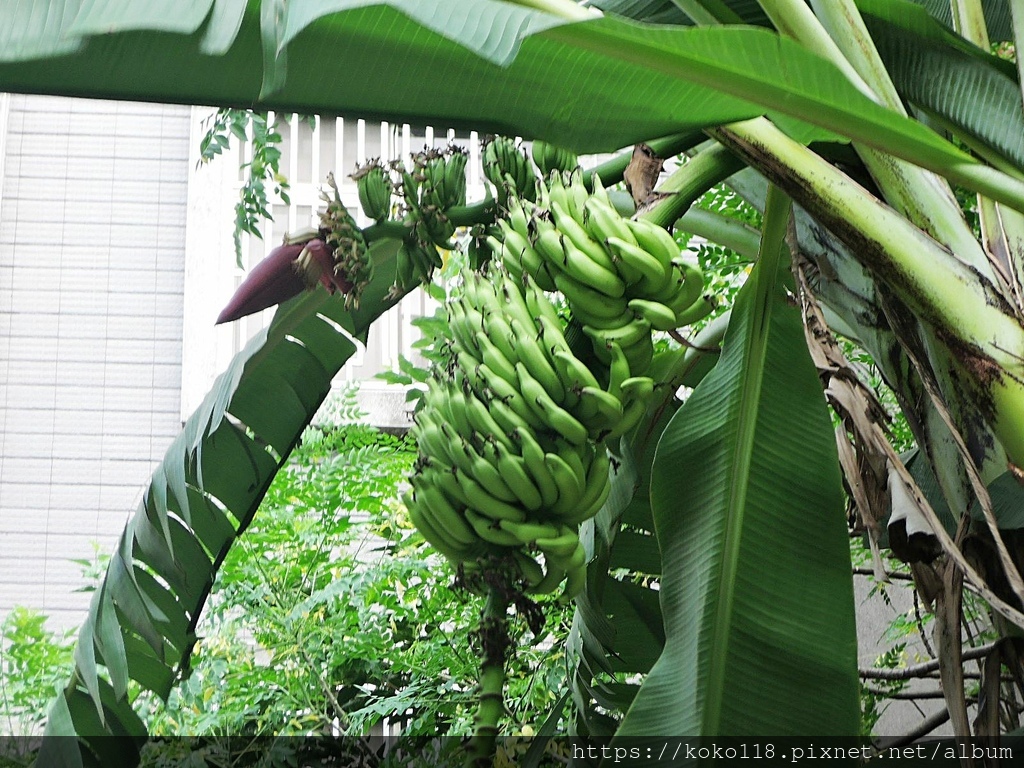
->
[474,330,518,388]
[620,376,655,401]
[535,525,581,559]
[628,298,680,331]
[407,491,478,562]
[464,508,521,547]
[490,441,544,512]
[551,201,617,273]
[483,309,520,365]
[673,294,718,326]
[463,389,517,450]
[509,317,566,404]
[606,341,631,399]
[523,273,564,329]
[513,550,546,588]
[546,452,585,516]
[583,318,651,353]
[517,363,589,446]
[513,426,560,510]
[559,237,626,299]
[606,236,669,294]
[584,195,636,249]
[625,217,679,271]
[499,518,562,544]
[478,362,546,431]
[552,272,629,319]
[604,392,648,441]
[552,350,601,392]
[559,563,587,603]
[578,386,624,431]
[456,470,526,522]
[528,561,566,595]
[619,332,655,376]
[413,480,478,547]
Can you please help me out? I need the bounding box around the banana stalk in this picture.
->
[710,116,1024,470]
[466,586,510,768]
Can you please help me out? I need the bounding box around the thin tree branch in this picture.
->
[861,642,997,679]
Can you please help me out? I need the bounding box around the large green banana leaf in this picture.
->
[39,241,406,768]
[2,1,1023,212]
[616,190,858,742]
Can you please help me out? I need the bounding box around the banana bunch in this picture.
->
[405,266,625,601]
[482,135,536,204]
[318,172,373,309]
[394,239,443,294]
[531,140,579,177]
[497,171,711,377]
[351,158,394,223]
[399,146,466,250]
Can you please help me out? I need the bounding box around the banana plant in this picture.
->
[5,0,1024,756]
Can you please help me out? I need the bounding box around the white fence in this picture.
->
[180,109,491,424]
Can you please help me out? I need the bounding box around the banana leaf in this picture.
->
[2,1,1024,213]
[615,189,858,743]
[38,240,406,768]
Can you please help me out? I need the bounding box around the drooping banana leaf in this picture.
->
[615,188,858,743]
[38,240,406,768]
[2,1,1024,213]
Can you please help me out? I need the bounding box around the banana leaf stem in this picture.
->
[467,584,511,768]
[362,220,412,242]
[640,142,746,230]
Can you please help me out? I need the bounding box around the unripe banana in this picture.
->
[552,350,601,393]
[488,441,544,512]
[412,480,478,547]
[513,550,546,588]
[512,426,560,510]
[456,470,527,523]
[523,274,565,330]
[578,386,624,432]
[532,140,578,176]
[465,508,521,547]
[673,294,718,326]
[628,298,680,331]
[551,201,617,274]
[351,160,393,223]
[535,525,581,560]
[499,518,562,545]
[606,341,631,400]
[517,363,589,446]
[546,452,585,516]
[463,389,517,450]
[606,236,669,294]
[559,237,627,299]
[619,332,655,376]
[560,562,587,602]
[528,561,567,595]
[584,318,651,354]
[509,318,566,404]
[620,376,655,401]
[552,273,629,320]
[625,217,679,271]
[474,330,519,389]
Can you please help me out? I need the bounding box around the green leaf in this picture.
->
[861,0,1024,168]
[4,0,1022,210]
[68,0,214,36]
[617,189,858,740]
[44,240,407,764]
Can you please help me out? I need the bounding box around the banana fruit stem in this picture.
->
[467,585,511,768]
[641,143,746,230]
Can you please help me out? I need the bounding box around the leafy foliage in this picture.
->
[198,109,294,267]
[0,608,75,737]
[131,416,570,742]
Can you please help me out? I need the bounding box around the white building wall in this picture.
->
[0,95,191,631]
